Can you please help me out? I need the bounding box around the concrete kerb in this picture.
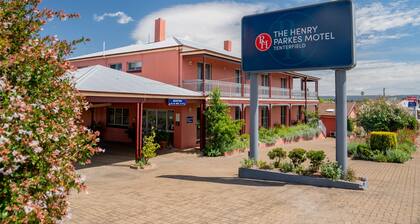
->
[238,167,368,190]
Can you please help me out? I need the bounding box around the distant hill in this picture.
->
[320,95,420,102]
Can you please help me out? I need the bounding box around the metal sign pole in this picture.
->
[250,73,259,160]
[335,69,348,174]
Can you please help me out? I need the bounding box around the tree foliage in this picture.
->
[0,1,102,222]
[357,99,418,132]
[203,89,242,156]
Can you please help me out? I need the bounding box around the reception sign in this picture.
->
[242,0,355,72]
[168,99,187,106]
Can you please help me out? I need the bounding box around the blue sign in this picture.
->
[186,116,194,124]
[168,99,187,106]
[408,102,417,107]
[242,0,355,72]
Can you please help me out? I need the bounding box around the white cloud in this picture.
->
[309,60,420,96]
[131,2,270,55]
[356,1,420,45]
[94,11,133,24]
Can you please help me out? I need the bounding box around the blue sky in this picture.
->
[41,0,420,96]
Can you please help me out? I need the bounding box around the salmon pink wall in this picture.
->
[81,101,201,148]
[71,49,181,86]
[271,106,281,127]
[182,55,241,82]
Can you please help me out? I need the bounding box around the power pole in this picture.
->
[383,88,386,97]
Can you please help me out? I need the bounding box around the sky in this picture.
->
[40,0,420,96]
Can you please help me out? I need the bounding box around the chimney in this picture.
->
[154,18,166,42]
[224,40,232,52]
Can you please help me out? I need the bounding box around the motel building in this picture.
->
[69,18,320,157]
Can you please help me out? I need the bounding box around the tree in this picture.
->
[203,89,242,156]
[357,99,418,132]
[0,1,101,222]
[141,130,160,164]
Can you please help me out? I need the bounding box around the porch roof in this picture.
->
[71,65,203,99]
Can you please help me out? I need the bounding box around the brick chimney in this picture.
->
[154,18,166,42]
[224,40,232,52]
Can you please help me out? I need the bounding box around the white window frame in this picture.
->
[127,61,142,72]
[110,63,122,71]
[107,108,129,127]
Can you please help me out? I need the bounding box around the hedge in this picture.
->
[369,131,397,152]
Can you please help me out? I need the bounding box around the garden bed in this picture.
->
[224,134,325,156]
[238,168,368,190]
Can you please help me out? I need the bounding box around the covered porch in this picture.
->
[73,65,205,161]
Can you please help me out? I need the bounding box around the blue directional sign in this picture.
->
[242,0,355,72]
[168,99,187,106]
[408,102,417,107]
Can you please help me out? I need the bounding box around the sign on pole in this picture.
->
[242,0,355,72]
[241,0,355,173]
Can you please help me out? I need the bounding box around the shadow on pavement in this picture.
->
[157,175,287,187]
[75,142,135,170]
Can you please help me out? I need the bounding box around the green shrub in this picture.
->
[385,149,411,163]
[343,168,357,182]
[230,134,249,151]
[357,99,417,132]
[369,131,397,152]
[306,150,326,171]
[142,130,160,164]
[257,160,273,170]
[397,129,417,144]
[372,152,388,162]
[293,165,305,175]
[353,144,373,160]
[398,142,416,154]
[320,162,342,181]
[240,158,255,168]
[267,147,287,167]
[348,142,360,157]
[279,162,294,173]
[204,89,242,156]
[288,148,307,167]
[347,118,355,132]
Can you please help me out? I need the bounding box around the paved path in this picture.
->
[68,138,420,224]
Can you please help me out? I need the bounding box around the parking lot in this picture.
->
[68,138,420,224]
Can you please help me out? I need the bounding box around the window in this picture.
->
[281,106,287,125]
[281,78,287,88]
[127,61,142,72]
[235,70,241,95]
[143,109,175,133]
[107,108,129,127]
[110,63,122,71]
[197,63,212,80]
[197,63,204,80]
[205,64,212,80]
[261,74,269,86]
[234,107,241,120]
[234,70,241,83]
[261,106,269,128]
[298,106,302,120]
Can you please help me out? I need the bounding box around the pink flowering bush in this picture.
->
[0,0,102,222]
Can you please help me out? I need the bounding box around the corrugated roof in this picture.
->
[71,65,202,98]
[318,102,356,116]
[69,36,240,60]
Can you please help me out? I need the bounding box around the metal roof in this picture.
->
[71,65,203,98]
[69,37,240,61]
